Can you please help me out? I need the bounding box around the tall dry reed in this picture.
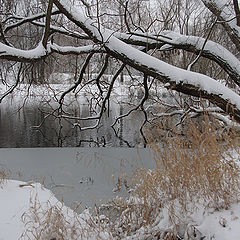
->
[133,116,240,225]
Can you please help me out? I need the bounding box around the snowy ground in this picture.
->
[0,180,111,240]
[0,180,59,240]
[1,178,240,239]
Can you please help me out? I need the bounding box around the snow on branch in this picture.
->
[50,43,104,55]
[116,31,240,88]
[201,0,240,51]
[52,0,240,122]
[0,42,47,62]
[4,10,61,33]
[0,41,102,62]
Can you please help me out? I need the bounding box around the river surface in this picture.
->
[0,84,145,148]
[0,83,155,211]
[0,147,155,211]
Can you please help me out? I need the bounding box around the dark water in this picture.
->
[0,99,144,148]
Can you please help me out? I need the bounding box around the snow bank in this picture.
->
[0,180,111,240]
[1,178,240,239]
[122,200,240,240]
[0,180,57,240]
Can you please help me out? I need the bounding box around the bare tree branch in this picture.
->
[187,19,217,71]
[42,0,54,48]
[58,52,95,106]
[201,0,240,51]
[4,10,61,33]
[233,0,240,26]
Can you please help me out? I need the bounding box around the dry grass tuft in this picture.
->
[103,116,240,238]
[132,116,240,228]
[20,195,113,240]
[0,168,10,187]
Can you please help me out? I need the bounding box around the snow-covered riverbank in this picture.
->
[0,180,111,240]
[1,177,240,239]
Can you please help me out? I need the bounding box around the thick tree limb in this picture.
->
[116,31,240,88]
[42,0,54,48]
[50,43,103,55]
[0,41,102,62]
[0,42,48,62]
[53,0,240,122]
[201,0,240,51]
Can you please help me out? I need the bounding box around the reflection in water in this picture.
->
[0,99,144,148]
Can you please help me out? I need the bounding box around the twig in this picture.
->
[187,19,217,71]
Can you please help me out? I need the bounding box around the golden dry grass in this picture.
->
[0,168,10,187]
[103,116,240,238]
[20,195,113,240]
[132,116,240,228]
